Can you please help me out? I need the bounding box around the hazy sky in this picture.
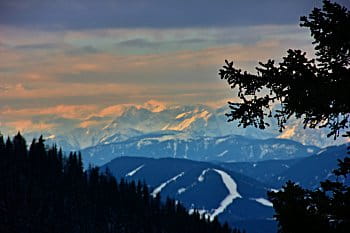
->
[2,0,345,132]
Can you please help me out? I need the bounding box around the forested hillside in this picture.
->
[0,133,242,233]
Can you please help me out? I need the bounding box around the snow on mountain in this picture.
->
[12,102,275,151]
[151,172,185,198]
[277,118,349,148]
[190,168,243,221]
[101,157,277,233]
[219,159,302,185]
[100,104,237,140]
[10,101,346,153]
[269,144,350,189]
[81,133,319,167]
[198,168,210,182]
[209,169,242,221]
[125,164,144,177]
[219,143,349,189]
[99,144,349,232]
[250,198,273,207]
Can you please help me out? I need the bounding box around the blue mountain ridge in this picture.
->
[98,143,349,233]
[220,144,349,189]
[82,133,319,167]
[101,156,277,233]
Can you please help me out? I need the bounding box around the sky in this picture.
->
[1,0,346,133]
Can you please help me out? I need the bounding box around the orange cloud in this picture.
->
[79,120,102,128]
[1,104,99,120]
[6,120,56,133]
[0,82,145,100]
[0,24,313,124]
[1,34,311,85]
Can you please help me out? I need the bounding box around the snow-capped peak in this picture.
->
[142,99,168,112]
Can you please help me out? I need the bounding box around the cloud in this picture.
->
[0,0,322,29]
[5,120,56,133]
[0,101,162,133]
[14,42,61,50]
[0,84,10,91]
[0,104,100,133]
[0,100,199,133]
[0,82,147,102]
[0,104,98,120]
[0,22,315,125]
[116,38,208,49]
[117,39,160,48]
[0,23,314,110]
[2,0,345,138]
[65,45,100,55]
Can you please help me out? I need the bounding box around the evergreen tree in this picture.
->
[219,0,350,139]
[0,133,243,233]
[219,1,350,232]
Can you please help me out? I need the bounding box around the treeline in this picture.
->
[0,133,243,233]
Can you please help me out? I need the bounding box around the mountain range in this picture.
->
[8,101,346,152]
[2,101,348,233]
[100,144,349,233]
[220,144,349,189]
[102,156,277,233]
[81,132,319,167]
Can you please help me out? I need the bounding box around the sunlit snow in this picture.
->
[217,150,228,157]
[177,188,186,194]
[125,164,144,177]
[151,172,185,197]
[198,169,210,182]
[215,137,228,145]
[251,198,273,207]
[210,169,242,221]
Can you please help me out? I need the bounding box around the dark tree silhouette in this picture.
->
[0,132,242,233]
[220,0,350,139]
[220,1,350,233]
[268,156,350,233]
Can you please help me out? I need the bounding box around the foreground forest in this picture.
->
[0,133,242,233]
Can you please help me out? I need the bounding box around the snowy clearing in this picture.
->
[177,188,186,194]
[125,164,144,177]
[210,169,242,221]
[217,150,228,157]
[251,198,273,207]
[198,169,210,182]
[151,172,185,197]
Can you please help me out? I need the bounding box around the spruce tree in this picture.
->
[219,1,350,232]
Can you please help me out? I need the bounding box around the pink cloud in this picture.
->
[1,104,99,120]
[5,120,56,133]
[0,25,313,128]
